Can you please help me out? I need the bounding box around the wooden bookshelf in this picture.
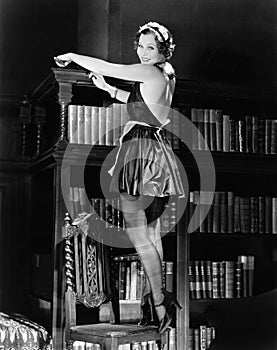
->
[22,68,277,349]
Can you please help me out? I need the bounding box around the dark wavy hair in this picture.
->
[134,22,175,60]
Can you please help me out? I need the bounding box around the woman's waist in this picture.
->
[123,123,167,140]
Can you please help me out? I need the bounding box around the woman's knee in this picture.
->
[123,210,145,228]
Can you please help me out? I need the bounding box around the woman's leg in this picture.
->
[120,193,165,321]
[143,218,162,299]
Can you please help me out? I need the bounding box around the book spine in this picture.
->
[212,192,220,233]
[105,105,114,146]
[200,260,207,299]
[224,260,234,298]
[209,109,217,151]
[194,260,202,299]
[272,197,277,234]
[223,114,230,152]
[220,191,228,233]
[271,120,277,154]
[84,105,92,144]
[258,118,265,154]
[235,261,243,298]
[68,105,78,143]
[189,261,196,299]
[197,109,205,150]
[265,119,272,154]
[212,262,220,299]
[113,103,121,146]
[98,107,106,145]
[245,115,253,153]
[91,106,99,145]
[204,109,210,150]
[130,260,138,300]
[191,108,199,150]
[252,116,259,153]
[165,261,174,292]
[77,105,85,144]
[227,191,234,233]
[265,196,272,233]
[229,119,237,152]
[205,260,213,298]
[215,109,223,151]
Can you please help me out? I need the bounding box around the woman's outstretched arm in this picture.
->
[89,72,130,103]
[54,53,161,83]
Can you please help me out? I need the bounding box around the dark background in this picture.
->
[0,0,276,333]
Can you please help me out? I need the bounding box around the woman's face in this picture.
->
[137,33,165,65]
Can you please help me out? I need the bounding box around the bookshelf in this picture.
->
[25,67,277,349]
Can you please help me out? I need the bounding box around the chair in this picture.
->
[63,212,167,350]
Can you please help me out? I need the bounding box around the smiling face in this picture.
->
[136,33,165,65]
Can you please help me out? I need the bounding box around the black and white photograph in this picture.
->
[0,1,276,349]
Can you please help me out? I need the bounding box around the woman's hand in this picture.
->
[89,72,108,91]
[54,53,74,67]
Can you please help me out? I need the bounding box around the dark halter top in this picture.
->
[127,82,164,127]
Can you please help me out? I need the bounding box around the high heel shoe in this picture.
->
[155,290,182,334]
[138,293,159,326]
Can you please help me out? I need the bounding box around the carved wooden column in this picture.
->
[19,97,32,158]
[57,82,73,143]
[33,105,46,156]
[63,213,75,350]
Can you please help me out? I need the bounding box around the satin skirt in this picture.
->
[109,125,185,197]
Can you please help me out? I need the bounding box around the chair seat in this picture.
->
[70,323,164,345]
[71,323,159,337]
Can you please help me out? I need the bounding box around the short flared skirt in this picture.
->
[109,125,185,197]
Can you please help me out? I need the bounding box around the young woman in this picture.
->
[55,21,184,333]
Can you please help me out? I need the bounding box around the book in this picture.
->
[189,262,196,299]
[272,197,277,234]
[165,261,174,292]
[227,191,234,233]
[209,109,217,151]
[197,108,205,150]
[84,105,92,144]
[204,109,210,150]
[105,105,114,146]
[98,107,106,145]
[68,104,78,143]
[200,260,207,299]
[212,192,221,233]
[91,106,99,145]
[224,260,235,298]
[77,105,85,144]
[194,260,202,299]
[215,109,223,151]
[113,103,121,146]
[222,115,230,152]
[130,260,138,300]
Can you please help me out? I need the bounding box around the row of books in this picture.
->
[72,328,175,350]
[187,191,277,234]
[190,108,277,154]
[189,256,255,300]
[68,187,178,233]
[68,104,180,149]
[67,103,277,155]
[188,325,216,350]
[113,254,174,300]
